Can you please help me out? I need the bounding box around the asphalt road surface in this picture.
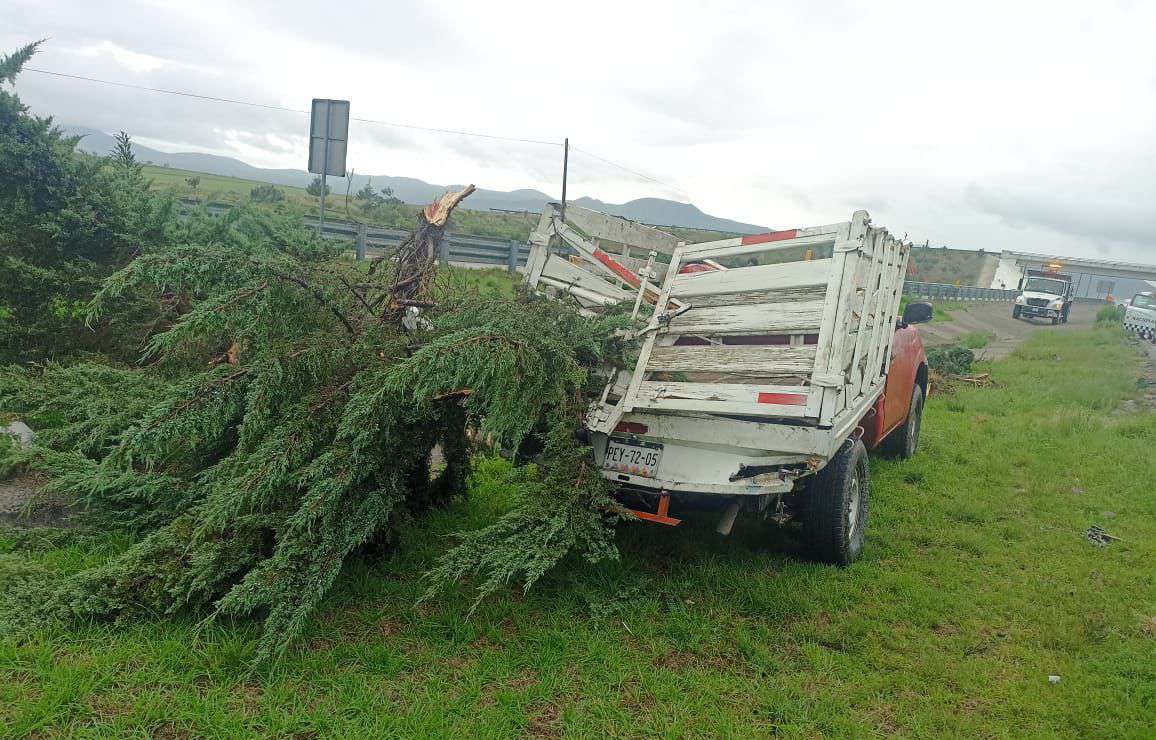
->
[917,300,1098,360]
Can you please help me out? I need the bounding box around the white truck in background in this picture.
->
[1012,270,1073,324]
[1124,291,1156,342]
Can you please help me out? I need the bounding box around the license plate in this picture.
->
[603,437,663,478]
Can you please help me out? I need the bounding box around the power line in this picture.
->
[571,145,686,198]
[23,67,683,196]
[24,67,559,147]
[26,68,312,114]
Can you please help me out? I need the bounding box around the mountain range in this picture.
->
[63,126,767,234]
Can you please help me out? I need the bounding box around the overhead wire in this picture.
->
[25,68,558,146]
[24,67,685,198]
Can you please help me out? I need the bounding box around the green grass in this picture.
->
[443,267,521,299]
[959,331,993,350]
[901,295,970,323]
[3,329,1154,737]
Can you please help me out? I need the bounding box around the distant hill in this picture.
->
[63,125,767,234]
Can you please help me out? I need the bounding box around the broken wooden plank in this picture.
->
[559,203,681,255]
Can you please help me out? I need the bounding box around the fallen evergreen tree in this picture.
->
[1,186,639,663]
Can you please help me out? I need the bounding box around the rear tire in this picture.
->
[881,384,924,459]
[1012,306,1022,319]
[803,439,869,566]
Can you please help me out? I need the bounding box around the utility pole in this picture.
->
[560,137,569,221]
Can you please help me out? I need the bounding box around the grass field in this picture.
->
[959,330,993,350]
[2,329,1154,737]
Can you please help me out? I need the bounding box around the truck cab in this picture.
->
[1124,291,1156,341]
[1013,271,1073,324]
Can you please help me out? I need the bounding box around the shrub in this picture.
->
[1097,304,1125,324]
[1,42,174,363]
[926,345,976,376]
[249,183,284,203]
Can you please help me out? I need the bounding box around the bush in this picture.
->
[249,183,284,203]
[1097,304,1125,324]
[1,42,174,363]
[926,345,976,376]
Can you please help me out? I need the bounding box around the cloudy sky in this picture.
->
[4,0,1155,262]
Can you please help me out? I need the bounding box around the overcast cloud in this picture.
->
[4,0,1155,263]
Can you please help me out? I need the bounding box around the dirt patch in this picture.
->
[525,701,563,738]
[918,301,1097,360]
[1141,342,1156,411]
[0,474,72,527]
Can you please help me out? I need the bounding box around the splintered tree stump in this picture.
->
[387,185,476,319]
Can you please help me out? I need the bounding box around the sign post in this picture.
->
[308,99,350,236]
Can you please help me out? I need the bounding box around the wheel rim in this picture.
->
[907,396,922,452]
[847,467,861,535]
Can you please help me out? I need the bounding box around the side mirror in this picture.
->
[902,301,934,325]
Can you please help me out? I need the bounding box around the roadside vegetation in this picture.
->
[3,328,1152,736]
[959,330,992,350]
[1,42,636,665]
[1098,304,1127,325]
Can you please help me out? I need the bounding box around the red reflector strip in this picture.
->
[741,229,799,246]
[614,421,649,435]
[592,248,641,288]
[757,391,808,405]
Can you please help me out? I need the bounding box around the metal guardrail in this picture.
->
[903,281,1018,301]
[186,201,529,271]
[300,215,529,271]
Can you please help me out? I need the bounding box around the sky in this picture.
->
[3,0,1156,263]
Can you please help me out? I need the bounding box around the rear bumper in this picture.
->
[592,428,806,497]
[600,468,796,496]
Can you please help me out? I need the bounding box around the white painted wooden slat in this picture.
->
[847,228,886,397]
[863,233,904,392]
[665,300,825,335]
[638,381,811,402]
[671,259,833,298]
[607,245,686,427]
[561,203,681,254]
[682,234,838,262]
[815,212,869,425]
[647,344,817,373]
[540,254,632,302]
[632,382,812,417]
[679,223,845,255]
[688,285,827,308]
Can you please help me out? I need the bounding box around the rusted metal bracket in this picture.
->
[628,491,682,527]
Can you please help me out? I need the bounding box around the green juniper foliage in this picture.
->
[0,41,641,665]
[0,42,175,363]
[926,345,976,376]
[1,206,639,665]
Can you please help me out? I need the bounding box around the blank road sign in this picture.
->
[308,99,349,177]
